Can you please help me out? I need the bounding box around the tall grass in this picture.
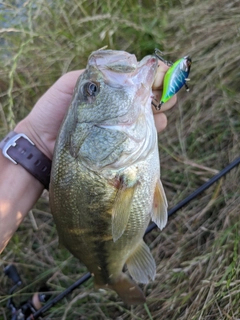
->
[0,0,174,131]
[0,0,240,319]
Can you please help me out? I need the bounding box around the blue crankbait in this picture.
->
[152,49,192,110]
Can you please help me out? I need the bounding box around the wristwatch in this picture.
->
[0,131,51,190]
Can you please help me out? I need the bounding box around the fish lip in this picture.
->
[138,54,158,69]
[137,55,158,88]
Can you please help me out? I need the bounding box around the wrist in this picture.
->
[0,150,44,253]
[0,149,44,192]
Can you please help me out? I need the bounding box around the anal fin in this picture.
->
[126,240,156,284]
[151,179,168,230]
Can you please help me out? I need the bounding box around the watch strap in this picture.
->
[0,131,51,190]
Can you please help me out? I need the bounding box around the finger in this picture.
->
[55,70,84,94]
[35,70,85,113]
[156,94,178,113]
[154,112,168,133]
[152,61,169,90]
[160,94,177,112]
[152,93,177,114]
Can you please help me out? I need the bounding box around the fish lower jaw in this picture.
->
[97,120,135,129]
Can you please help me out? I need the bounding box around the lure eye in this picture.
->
[84,81,99,97]
[180,57,191,72]
[186,57,192,67]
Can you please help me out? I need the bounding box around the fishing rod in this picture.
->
[5,156,240,320]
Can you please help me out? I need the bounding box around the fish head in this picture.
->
[60,50,159,170]
[73,49,158,126]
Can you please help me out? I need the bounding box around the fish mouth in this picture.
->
[89,50,158,91]
[88,49,138,73]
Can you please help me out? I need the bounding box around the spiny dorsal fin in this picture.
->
[126,240,156,284]
[151,179,168,230]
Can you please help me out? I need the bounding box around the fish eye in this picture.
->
[84,81,99,97]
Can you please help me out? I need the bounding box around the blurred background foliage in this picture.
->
[0,0,240,319]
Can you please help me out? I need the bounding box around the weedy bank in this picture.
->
[0,0,240,319]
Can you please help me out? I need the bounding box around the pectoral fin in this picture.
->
[126,240,156,284]
[112,182,136,242]
[151,179,168,230]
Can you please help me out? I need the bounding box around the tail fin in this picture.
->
[97,273,146,305]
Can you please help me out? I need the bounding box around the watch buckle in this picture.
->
[2,133,34,164]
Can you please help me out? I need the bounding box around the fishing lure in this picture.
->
[153,49,192,110]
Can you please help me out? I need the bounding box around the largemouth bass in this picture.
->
[50,49,168,305]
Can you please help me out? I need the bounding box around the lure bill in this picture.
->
[153,49,192,110]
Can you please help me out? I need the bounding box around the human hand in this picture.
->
[15,70,84,159]
[15,60,176,160]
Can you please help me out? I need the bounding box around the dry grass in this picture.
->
[0,0,240,319]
